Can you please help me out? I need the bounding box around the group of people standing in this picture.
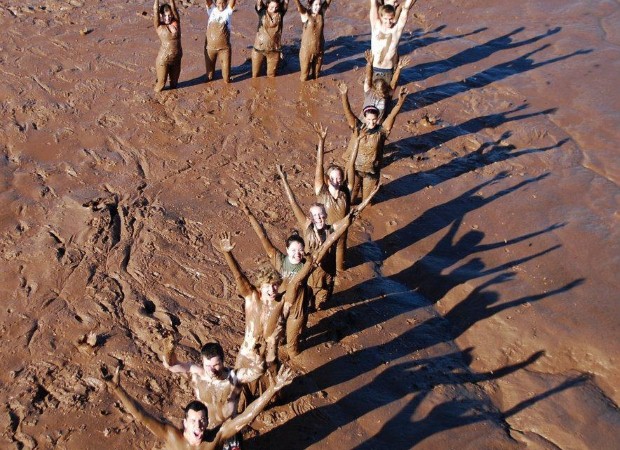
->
[105,0,419,448]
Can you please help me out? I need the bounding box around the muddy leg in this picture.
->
[361,172,379,203]
[251,49,264,78]
[335,230,347,273]
[169,58,182,89]
[299,48,311,81]
[220,47,231,83]
[313,53,323,80]
[154,63,168,92]
[205,47,217,81]
[266,51,279,77]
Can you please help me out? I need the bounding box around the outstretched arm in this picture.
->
[170,0,180,22]
[206,0,214,8]
[277,165,309,229]
[217,232,254,298]
[229,0,237,9]
[293,0,308,15]
[369,0,380,29]
[338,82,358,129]
[106,368,175,441]
[218,366,295,440]
[239,200,279,262]
[382,87,407,133]
[153,0,160,28]
[313,123,328,195]
[395,0,417,33]
[390,55,410,90]
[162,341,202,374]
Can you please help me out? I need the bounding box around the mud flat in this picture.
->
[0,0,618,448]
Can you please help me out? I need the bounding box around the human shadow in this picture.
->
[401,45,592,113]
[357,371,591,449]
[381,104,564,170]
[400,26,560,84]
[175,73,207,90]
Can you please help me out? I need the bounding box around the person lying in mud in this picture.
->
[104,365,293,450]
[204,0,237,83]
[292,0,333,81]
[237,194,370,355]
[363,49,410,119]
[154,0,182,92]
[163,341,262,449]
[369,0,417,85]
[277,163,380,310]
[339,81,406,203]
[252,0,289,77]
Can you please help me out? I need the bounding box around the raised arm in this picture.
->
[170,0,180,22]
[161,341,201,374]
[256,0,265,11]
[345,128,364,192]
[282,0,290,13]
[338,82,358,129]
[382,87,407,133]
[238,200,279,262]
[283,255,316,306]
[217,232,254,298]
[106,368,174,441]
[390,55,410,90]
[217,366,295,441]
[206,0,214,9]
[313,123,328,195]
[277,165,309,229]
[364,50,374,93]
[369,0,381,29]
[395,0,417,32]
[229,0,237,9]
[293,0,308,15]
[153,0,161,28]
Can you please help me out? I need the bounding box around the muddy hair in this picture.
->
[309,202,327,217]
[201,342,224,360]
[184,400,208,416]
[373,77,391,97]
[255,263,282,286]
[326,164,345,179]
[159,4,172,15]
[286,230,305,249]
[379,4,396,15]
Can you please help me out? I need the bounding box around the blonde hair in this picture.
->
[255,264,282,286]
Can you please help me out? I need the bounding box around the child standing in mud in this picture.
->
[252,0,289,77]
[292,0,333,81]
[153,0,182,92]
[204,0,236,83]
[369,0,417,85]
[364,49,410,118]
[339,81,407,202]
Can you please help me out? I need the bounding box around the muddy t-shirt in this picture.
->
[317,184,350,225]
[254,6,286,52]
[207,6,233,50]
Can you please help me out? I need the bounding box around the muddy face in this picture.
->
[328,167,343,190]
[260,281,281,302]
[380,12,395,28]
[310,205,327,230]
[363,112,380,129]
[286,241,305,265]
[161,10,173,25]
[202,355,225,379]
[216,0,227,11]
[183,409,207,446]
[310,0,321,15]
[267,0,279,13]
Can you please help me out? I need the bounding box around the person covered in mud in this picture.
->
[252,0,289,77]
[163,341,263,449]
[104,365,293,450]
[237,195,371,355]
[363,49,410,118]
[292,0,333,81]
[204,0,236,83]
[277,161,379,310]
[338,81,407,202]
[369,0,417,85]
[313,123,359,273]
[216,231,313,367]
[153,0,183,92]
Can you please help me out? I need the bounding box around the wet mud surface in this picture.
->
[0,0,618,449]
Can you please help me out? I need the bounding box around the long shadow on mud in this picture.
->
[321,26,486,78]
[381,105,565,174]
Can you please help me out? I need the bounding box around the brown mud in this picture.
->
[0,1,618,449]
